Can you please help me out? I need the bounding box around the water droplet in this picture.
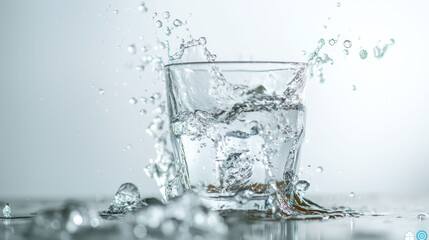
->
[359,49,368,59]
[129,97,138,105]
[173,19,183,27]
[199,37,207,45]
[302,50,307,55]
[329,39,336,46]
[136,65,145,71]
[2,203,11,218]
[389,38,395,45]
[417,213,428,220]
[349,192,355,198]
[163,11,170,19]
[123,144,133,151]
[98,88,105,95]
[318,38,325,46]
[128,44,137,54]
[323,25,327,29]
[316,166,324,173]
[113,9,119,14]
[352,85,356,91]
[140,109,147,115]
[343,40,352,48]
[337,2,341,7]
[138,3,148,12]
[152,12,157,18]
[156,20,163,28]
[165,27,171,36]
[343,49,349,55]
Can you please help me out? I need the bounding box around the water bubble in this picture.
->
[329,39,336,46]
[343,40,352,48]
[129,97,138,105]
[138,3,148,13]
[234,189,254,204]
[128,44,137,54]
[156,20,163,28]
[316,166,324,173]
[337,2,341,7]
[173,19,183,27]
[349,192,355,198]
[105,183,146,214]
[113,9,119,14]
[163,11,170,19]
[98,88,105,95]
[343,49,349,55]
[165,27,171,36]
[140,109,147,115]
[2,203,11,218]
[359,49,368,59]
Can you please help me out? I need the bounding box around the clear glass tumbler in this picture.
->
[165,61,308,212]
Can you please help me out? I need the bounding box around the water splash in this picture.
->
[2,203,11,218]
[105,183,147,214]
[25,201,102,239]
[373,39,395,59]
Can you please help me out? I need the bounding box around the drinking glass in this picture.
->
[165,61,308,212]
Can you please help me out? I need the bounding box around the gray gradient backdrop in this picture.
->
[1,0,428,199]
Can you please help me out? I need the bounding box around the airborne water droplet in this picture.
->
[349,192,355,198]
[136,65,145,71]
[352,85,356,91]
[98,88,105,95]
[138,3,148,13]
[343,40,352,48]
[163,11,170,19]
[140,109,147,115]
[359,49,368,59]
[113,9,119,14]
[343,49,349,55]
[129,97,138,105]
[173,19,183,27]
[316,166,324,173]
[156,20,163,28]
[199,37,207,45]
[329,39,336,46]
[165,27,171,36]
[128,44,137,54]
[337,2,341,7]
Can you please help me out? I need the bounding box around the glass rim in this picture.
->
[164,61,308,68]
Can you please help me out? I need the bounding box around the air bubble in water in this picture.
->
[106,183,146,214]
[359,50,368,59]
[128,44,137,54]
[349,192,355,198]
[234,189,254,204]
[316,166,324,173]
[163,11,170,19]
[129,97,138,105]
[2,203,11,218]
[329,39,336,46]
[156,20,162,28]
[98,88,105,95]
[337,2,341,7]
[173,19,183,27]
[343,40,352,48]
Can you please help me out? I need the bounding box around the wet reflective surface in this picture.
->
[1,194,428,240]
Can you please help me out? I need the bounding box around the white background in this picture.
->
[0,0,428,199]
